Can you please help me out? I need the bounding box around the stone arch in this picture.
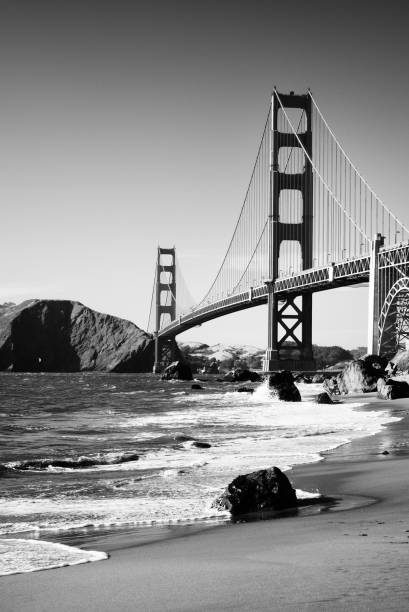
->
[378,277,409,359]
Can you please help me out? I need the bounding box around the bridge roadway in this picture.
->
[158,253,372,339]
[158,242,409,340]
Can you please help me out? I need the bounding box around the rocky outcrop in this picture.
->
[161,360,193,381]
[315,391,334,404]
[389,350,409,373]
[323,376,340,395]
[337,354,387,394]
[223,368,261,383]
[213,467,297,516]
[0,300,154,372]
[294,374,312,383]
[312,374,325,383]
[205,361,219,374]
[377,377,409,400]
[267,370,301,401]
[192,441,211,449]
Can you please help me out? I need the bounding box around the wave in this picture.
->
[0,538,108,576]
[1,451,140,473]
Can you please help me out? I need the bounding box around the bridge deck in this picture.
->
[158,255,371,338]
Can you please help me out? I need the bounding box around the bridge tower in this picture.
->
[152,247,178,373]
[263,91,315,372]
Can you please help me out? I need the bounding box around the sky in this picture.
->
[1,0,409,349]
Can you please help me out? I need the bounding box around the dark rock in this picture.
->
[315,391,334,404]
[173,434,195,442]
[382,450,390,455]
[337,354,388,394]
[213,467,297,516]
[312,374,324,383]
[191,383,203,390]
[223,368,261,383]
[236,386,254,393]
[0,300,154,372]
[192,441,211,449]
[267,370,301,402]
[205,361,220,374]
[323,377,340,395]
[173,434,211,448]
[161,360,193,381]
[390,350,409,373]
[294,374,312,383]
[386,361,398,376]
[377,377,409,400]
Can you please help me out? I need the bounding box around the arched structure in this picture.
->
[378,277,409,359]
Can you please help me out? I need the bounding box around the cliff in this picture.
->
[0,300,155,372]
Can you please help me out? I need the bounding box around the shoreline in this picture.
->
[3,393,409,610]
[2,389,392,555]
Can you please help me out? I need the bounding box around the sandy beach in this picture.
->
[3,393,409,612]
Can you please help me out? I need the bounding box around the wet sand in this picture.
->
[3,394,409,611]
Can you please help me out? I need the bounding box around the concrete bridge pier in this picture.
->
[153,335,178,373]
[367,233,385,355]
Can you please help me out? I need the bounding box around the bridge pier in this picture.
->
[367,233,384,355]
[153,335,178,373]
[263,291,315,372]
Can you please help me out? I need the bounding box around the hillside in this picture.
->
[0,300,154,372]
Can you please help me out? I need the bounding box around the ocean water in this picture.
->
[0,372,399,576]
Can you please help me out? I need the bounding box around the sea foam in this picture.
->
[0,538,107,576]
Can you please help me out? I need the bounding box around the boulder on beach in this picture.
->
[337,354,387,394]
[161,360,193,381]
[213,467,297,516]
[192,441,211,449]
[315,391,334,404]
[223,368,261,383]
[389,350,409,373]
[0,300,154,372]
[294,374,312,383]
[323,376,340,395]
[377,377,409,400]
[206,361,220,374]
[236,386,254,393]
[191,383,203,390]
[267,370,301,401]
[312,374,325,383]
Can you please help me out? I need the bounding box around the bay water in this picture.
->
[0,372,398,575]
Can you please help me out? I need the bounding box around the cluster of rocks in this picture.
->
[222,368,261,383]
[322,354,409,400]
[157,353,409,403]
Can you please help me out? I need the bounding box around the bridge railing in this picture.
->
[158,253,373,338]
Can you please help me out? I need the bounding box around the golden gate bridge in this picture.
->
[147,89,409,372]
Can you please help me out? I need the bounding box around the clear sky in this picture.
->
[1,0,408,349]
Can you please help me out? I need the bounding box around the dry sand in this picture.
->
[3,394,409,611]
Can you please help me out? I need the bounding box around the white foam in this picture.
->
[0,538,107,576]
[0,381,400,537]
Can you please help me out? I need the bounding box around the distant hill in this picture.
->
[179,341,357,371]
[0,300,154,372]
[178,342,264,371]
